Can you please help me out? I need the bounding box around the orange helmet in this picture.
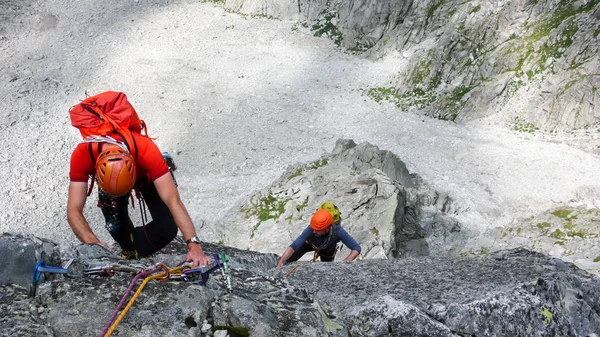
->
[310,209,334,231]
[95,148,137,197]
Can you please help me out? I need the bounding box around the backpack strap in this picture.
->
[112,129,138,159]
[82,105,103,121]
[87,142,94,162]
[81,135,133,197]
[307,225,336,252]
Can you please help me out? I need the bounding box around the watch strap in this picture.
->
[185,236,200,244]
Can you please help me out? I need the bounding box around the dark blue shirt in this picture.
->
[290,224,361,253]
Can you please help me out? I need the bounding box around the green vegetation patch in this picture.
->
[243,191,291,238]
[536,222,552,229]
[504,1,593,94]
[296,196,309,212]
[550,229,566,239]
[312,10,343,46]
[513,116,539,133]
[243,192,289,222]
[367,87,438,110]
[566,229,587,238]
[594,256,600,262]
[220,4,275,19]
[459,246,490,257]
[287,167,303,180]
[435,86,472,121]
[402,52,443,91]
[448,86,471,101]
[544,222,597,240]
[426,0,446,24]
[551,209,574,219]
[311,158,329,169]
[540,308,553,325]
[250,13,275,19]
[501,227,523,239]
[349,39,376,53]
[469,5,481,14]
[408,58,432,87]
[287,158,329,180]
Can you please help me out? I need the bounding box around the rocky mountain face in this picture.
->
[215,139,466,261]
[224,0,600,131]
[1,233,599,337]
[3,138,598,336]
[213,138,600,274]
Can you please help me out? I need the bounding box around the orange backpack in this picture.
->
[69,91,150,157]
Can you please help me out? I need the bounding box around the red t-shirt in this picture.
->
[69,133,170,184]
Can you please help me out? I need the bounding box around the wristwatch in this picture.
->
[185,236,201,245]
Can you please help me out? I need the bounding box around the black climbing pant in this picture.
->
[287,242,337,263]
[98,180,178,256]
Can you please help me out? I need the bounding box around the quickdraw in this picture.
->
[31,258,97,296]
[31,253,231,287]
[170,252,231,290]
[32,259,81,282]
[32,259,143,282]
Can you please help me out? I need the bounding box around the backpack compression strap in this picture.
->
[81,105,138,159]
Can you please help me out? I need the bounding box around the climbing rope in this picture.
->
[283,251,319,279]
[98,254,230,337]
[99,264,166,337]
[102,264,172,337]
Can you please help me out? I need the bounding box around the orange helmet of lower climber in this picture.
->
[95,148,137,197]
[310,209,334,231]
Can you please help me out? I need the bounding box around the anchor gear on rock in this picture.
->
[310,209,334,231]
[95,148,137,197]
[318,201,341,223]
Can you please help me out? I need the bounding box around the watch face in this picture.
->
[187,236,200,244]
